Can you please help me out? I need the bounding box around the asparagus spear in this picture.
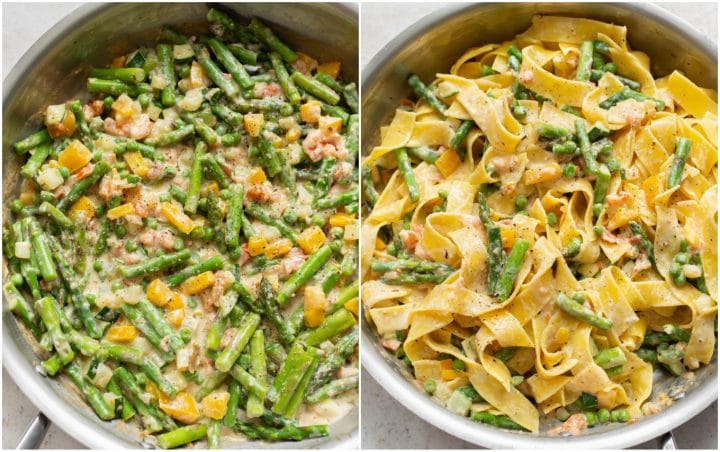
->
[408,74,446,114]
[394,148,420,202]
[478,192,504,295]
[120,249,191,279]
[64,361,114,421]
[667,137,692,188]
[576,41,594,81]
[248,17,297,63]
[157,424,208,449]
[215,312,261,372]
[165,255,224,287]
[470,411,527,431]
[555,293,612,330]
[494,238,529,301]
[246,329,267,418]
[306,375,359,403]
[277,245,333,305]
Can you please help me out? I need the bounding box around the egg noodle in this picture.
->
[361,16,717,433]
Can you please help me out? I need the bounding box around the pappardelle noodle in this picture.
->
[5,8,358,448]
[361,16,717,434]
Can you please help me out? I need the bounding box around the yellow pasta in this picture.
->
[361,16,717,435]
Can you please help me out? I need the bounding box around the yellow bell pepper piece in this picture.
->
[181,271,216,295]
[202,181,220,196]
[297,226,327,254]
[147,279,173,307]
[319,116,342,133]
[106,324,138,342]
[500,227,516,249]
[285,127,301,143]
[344,297,358,316]
[58,140,92,173]
[329,213,355,227]
[159,391,200,424]
[248,167,267,185]
[161,202,195,234]
[68,196,96,221]
[201,391,230,420]
[107,203,136,220]
[244,113,265,137]
[304,285,326,328]
[167,308,185,328]
[317,61,341,79]
[300,100,321,123]
[435,148,461,177]
[145,380,161,401]
[264,238,293,259]
[247,236,268,256]
[441,369,463,381]
[167,292,184,310]
[123,151,149,178]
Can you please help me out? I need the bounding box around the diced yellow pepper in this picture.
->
[435,148,461,177]
[58,140,92,173]
[167,308,185,328]
[300,100,321,123]
[285,127,301,143]
[107,203,136,220]
[145,381,161,401]
[247,236,268,256]
[248,167,267,185]
[201,391,230,419]
[112,94,141,124]
[123,151,149,178]
[202,181,220,196]
[297,226,327,254]
[319,116,342,133]
[167,292,184,310]
[161,202,195,234]
[524,163,562,185]
[181,271,216,295]
[159,391,200,424]
[329,213,355,227]
[189,61,209,89]
[375,237,387,250]
[317,61,341,79]
[500,228,516,249]
[68,196,96,221]
[304,285,326,327]
[147,279,174,307]
[20,191,36,206]
[441,369,463,381]
[344,297,358,316]
[439,359,453,370]
[106,324,138,342]
[264,238,293,259]
[244,113,265,137]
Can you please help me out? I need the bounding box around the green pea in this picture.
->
[593,225,603,237]
[93,261,103,272]
[514,194,528,210]
[173,237,185,251]
[679,239,689,253]
[562,164,576,177]
[10,199,24,213]
[146,218,158,229]
[110,280,124,292]
[424,379,437,395]
[585,411,597,427]
[512,104,527,119]
[597,408,610,423]
[311,214,326,227]
[180,327,193,343]
[11,273,24,286]
[330,227,344,240]
[547,212,558,227]
[451,359,466,371]
[280,103,294,117]
[603,62,617,74]
[125,240,138,252]
[572,292,586,304]
[137,93,150,109]
[675,252,689,265]
[114,224,128,238]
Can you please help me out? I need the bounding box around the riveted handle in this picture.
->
[16,412,49,449]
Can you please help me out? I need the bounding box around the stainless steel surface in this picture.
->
[361,3,717,449]
[2,3,358,449]
[16,413,50,449]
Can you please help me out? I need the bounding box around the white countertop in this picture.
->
[360,2,717,450]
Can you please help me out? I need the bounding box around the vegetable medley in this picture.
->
[5,8,358,449]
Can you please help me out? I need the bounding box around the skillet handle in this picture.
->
[659,430,677,450]
[16,412,50,449]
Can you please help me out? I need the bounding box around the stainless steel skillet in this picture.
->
[2,2,358,448]
[361,3,717,449]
